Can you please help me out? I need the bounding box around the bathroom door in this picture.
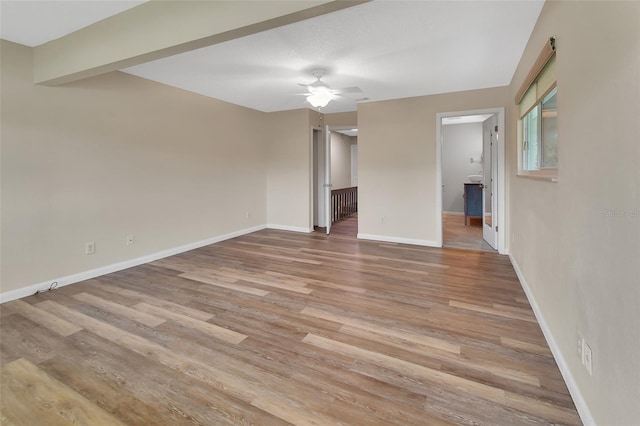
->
[482,115,498,249]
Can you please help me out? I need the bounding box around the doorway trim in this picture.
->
[310,125,324,231]
[435,107,506,254]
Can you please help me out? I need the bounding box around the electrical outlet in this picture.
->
[577,335,583,358]
[126,234,134,246]
[583,341,593,375]
[245,211,250,219]
[380,216,385,224]
[85,242,95,255]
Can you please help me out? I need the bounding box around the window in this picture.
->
[516,37,557,179]
[523,87,557,170]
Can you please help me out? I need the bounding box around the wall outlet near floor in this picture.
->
[245,211,250,219]
[578,334,593,375]
[85,241,95,255]
[380,216,385,224]
[126,234,134,246]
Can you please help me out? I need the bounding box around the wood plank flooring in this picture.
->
[329,214,358,237]
[0,229,581,425]
[443,212,496,252]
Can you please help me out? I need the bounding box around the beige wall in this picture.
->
[324,111,357,128]
[357,87,510,244]
[1,39,324,296]
[330,132,356,190]
[1,40,268,295]
[508,2,640,424]
[263,109,355,231]
[265,109,314,231]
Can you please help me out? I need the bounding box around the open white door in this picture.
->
[324,125,332,235]
[482,115,498,249]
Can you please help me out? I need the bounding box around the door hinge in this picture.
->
[495,226,498,232]
[495,125,498,132]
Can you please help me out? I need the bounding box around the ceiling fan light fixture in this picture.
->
[308,85,332,96]
[307,93,332,108]
[303,69,336,108]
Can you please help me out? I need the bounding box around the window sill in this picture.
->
[517,170,558,182]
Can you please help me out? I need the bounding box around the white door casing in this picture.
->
[313,128,326,228]
[325,125,332,235]
[482,115,498,249]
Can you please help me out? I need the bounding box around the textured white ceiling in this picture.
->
[122,1,544,113]
[0,1,147,47]
[1,1,544,114]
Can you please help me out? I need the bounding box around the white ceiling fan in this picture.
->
[299,69,365,108]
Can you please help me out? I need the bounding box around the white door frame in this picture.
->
[324,125,332,235]
[310,127,322,229]
[435,107,506,254]
[309,125,325,230]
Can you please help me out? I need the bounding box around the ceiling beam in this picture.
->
[33,0,369,86]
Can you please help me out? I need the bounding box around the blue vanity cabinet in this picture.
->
[464,183,482,225]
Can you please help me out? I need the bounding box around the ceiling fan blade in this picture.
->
[333,86,362,95]
[334,93,370,103]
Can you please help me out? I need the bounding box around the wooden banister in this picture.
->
[331,187,358,223]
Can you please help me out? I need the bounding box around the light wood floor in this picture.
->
[443,212,496,252]
[0,229,580,425]
[328,214,358,237]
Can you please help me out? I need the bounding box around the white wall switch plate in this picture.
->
[85,242,95,255]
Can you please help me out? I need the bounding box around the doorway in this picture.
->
[436,108,505,254]
[311,126,358,237]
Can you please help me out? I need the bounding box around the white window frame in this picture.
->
[521,86,557,174]
[516,37,558,182]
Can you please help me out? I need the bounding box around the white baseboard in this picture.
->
[0,225,267,304]
[443,211,464,216]
[509,254,595,426]
[267,224,314,233]
[357,233,440,248]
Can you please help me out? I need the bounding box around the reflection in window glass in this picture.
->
[523,105,539,170]
[522,87,557,171]
[541,88,557,168]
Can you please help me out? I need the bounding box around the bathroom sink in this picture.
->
[467,174,483,183]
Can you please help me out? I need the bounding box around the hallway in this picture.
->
[443,212,495,252]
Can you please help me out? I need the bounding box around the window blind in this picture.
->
[516,37,556,117]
